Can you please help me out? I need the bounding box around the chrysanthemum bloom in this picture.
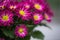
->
[33,13,43,24]
[28,0,45,11]
[23,2,31,9]
[0,0,12,10]
[44,13,51,22]
[6,1,18,10]
[44,10,53,22]
[24,3,30,9]
[15,24,28,38]
[0,4,5,10]
[0,10,14,26]
[44,6,53,22]
[16,3,31,20]
[0,1,6,10]
[21,1,32,9]
[34,3,44,10]
[23,0,45,11]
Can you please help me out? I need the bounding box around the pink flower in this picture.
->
[0,0,6,10]
[44,13,52,22]
[33,13,43,24]
[22,2,31,9]
[15,3,31,20]
[34,3,44,11]
[0,10,14,26]
[44,7,53,22]
[27,0,45,11]
[15,24,28,38]
[6,1,18,10]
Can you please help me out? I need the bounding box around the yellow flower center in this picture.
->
[2,15,9,21]
[34,4,41,10]
[34,15,39,20]
[45,14,48,19]
[19,28,23,33]
[19,10,25,16]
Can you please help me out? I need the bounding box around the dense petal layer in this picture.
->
[15,24,28,38]
[0,10,14,26]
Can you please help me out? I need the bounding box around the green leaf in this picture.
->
[24,35,30,40]
[26,25,37,34]
[3,28,15,39]
[8,31,15,38]
[3,29,9,37]
[31,31,44,40]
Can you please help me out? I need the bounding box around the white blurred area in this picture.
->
[31,10,60,40]
[31,20,60,40]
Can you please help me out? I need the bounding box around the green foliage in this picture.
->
[2,28,15,39]
[31,31,44,40]
[2,24,45,40]
[0,23,48,40]
[27,25,36,32]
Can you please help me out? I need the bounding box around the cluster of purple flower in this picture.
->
[0,0,53,38]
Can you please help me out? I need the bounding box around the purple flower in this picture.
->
[44,10,53,22]
[0,10,14,26]
[15,24,28,38]
[0,38,5,40]
[0,0,6,10]
[0,0,12,10]
[44,5,53,22]
[44,13,51,22]
[22,2,31,9]
[0,4,5,10]
[15,3,31,20]
[32,13,43,24]
[25,0,45,11]
[6,1,18,10]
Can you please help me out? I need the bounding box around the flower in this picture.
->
[33,13,43,24]
[6,1,18,10]
[15,24,28,38]
[0,4,5,10]
[0,0,12,10]
[0,1,6,10]
[44,13,51,22]
[15,3,31,20]
[44,6,53,22]
[34,3,43,10]
[44,11,53,22]
[27,0,45,11]
[22,2,31,9]
[0,10,14,26]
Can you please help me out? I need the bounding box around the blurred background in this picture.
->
[31,0,60,40]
